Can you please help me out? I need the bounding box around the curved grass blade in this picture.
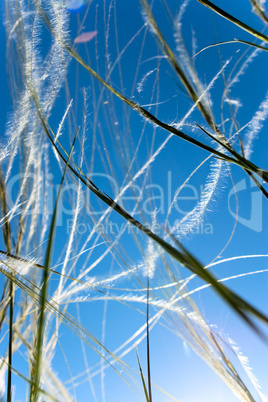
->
[196,123,268,190]
[234,38,268,52]
[167,232,268,342]
[193,39,268,58]
[197,0,268,43]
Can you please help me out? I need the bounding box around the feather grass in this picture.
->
[1,0,268,400]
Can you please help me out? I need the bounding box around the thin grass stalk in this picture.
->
[146,274,152,402]
[194,39,268,56]
[7,281,13,402]
[30,129,79,401]
[198,0,268,43]
[0,169,13,401]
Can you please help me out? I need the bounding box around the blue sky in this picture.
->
[1,0,268,401]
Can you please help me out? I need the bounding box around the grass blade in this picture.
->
[0,170,13,401]
[30,129,79,402]
[197,0,268,43]
[196,123,268,191]
[136,347,150,402]
[146,276,152,402]
[193,39,268,58]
